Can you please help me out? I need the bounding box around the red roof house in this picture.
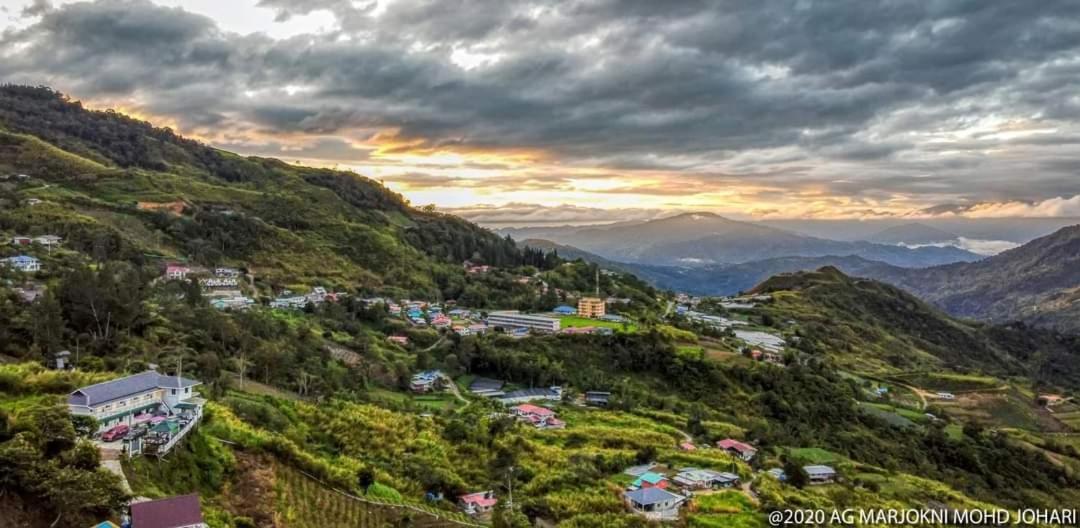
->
[130,494,207,528]
[717,438,757,460]
[458,491,497,515]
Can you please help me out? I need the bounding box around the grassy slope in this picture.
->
[750,267,1080,390]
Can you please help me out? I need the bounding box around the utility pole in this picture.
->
[507,465,514,513]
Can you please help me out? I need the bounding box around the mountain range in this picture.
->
[500,213,982,268]
[863,225,1080,333]
[525,225,1080,334]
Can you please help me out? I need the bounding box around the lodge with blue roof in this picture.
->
[67,369,204,435]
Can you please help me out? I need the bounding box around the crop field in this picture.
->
[275,465,473,528]
[893,372,1002,392]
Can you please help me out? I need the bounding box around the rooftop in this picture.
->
[804,465,836,476]
[68,370,201,407]
[625,487,684,507]
[130,494,204,528]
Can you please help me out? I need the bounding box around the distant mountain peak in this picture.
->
[867,222,958,245]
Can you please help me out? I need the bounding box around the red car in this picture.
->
[101,424,129,442]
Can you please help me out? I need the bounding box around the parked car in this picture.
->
[101,424,130,442]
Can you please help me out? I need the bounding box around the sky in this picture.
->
[3,0,1080,223]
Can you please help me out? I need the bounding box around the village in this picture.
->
[1,228,896,526]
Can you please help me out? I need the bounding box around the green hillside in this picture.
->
[750,267,1080,389]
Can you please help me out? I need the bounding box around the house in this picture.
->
[497,386,562,405]
[200,278,239,289]
[33,235,62,247]
[25,198,43,206]
[624,487,685,520]
[487,311,561,333]
[553,305,577,315]
[624,463,657,477]
[53,350,72,370]
[509,403,565,429]
[214,267,240,277]
[935,392,956,400]
[130,494,208,528]
[136,200,187,215]
[411,370,444,393]
[388,335,410,346]
[679,442,696,451]
[270,296,308,310]
[766,468,787,481]
[164,264,191,280]
[2,255,41,272]
[577,297,605,318]
[10,235,32,246]
[209,296,255,310]
[67,370,204,434]
[14,284,45,303]
[431,313,452,328]
[463,261,493,274]
[469,377,505,398]
[672,468,739,490]
[804,465,838,485]
[584,391,611,406]
[630,471,669,490]
[716,439,757,461]
[458,491,497,515]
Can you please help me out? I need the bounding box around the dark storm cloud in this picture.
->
[4,0,1080,205]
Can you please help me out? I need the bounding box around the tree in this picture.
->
[26,405,77,456]
[64,441,101,471]
[782,457,809,489]
[356,467,375,491]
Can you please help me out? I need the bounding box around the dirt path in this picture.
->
[445,375,468,405]
[96,444,132,494]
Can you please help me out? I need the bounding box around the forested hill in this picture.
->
[0,85,538,295]
[858,225,1080,334]
[751,267,1080,390]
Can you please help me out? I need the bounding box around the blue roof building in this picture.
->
[624,487,685,519]
[553,305,577,315]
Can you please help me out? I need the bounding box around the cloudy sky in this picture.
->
[3,0,1080,222]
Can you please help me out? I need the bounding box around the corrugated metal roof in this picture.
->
[625,487,683,506]
[68,371,200,407]
[130,494,204,528]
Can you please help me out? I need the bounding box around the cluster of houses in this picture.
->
[10,234,62,248]
[270,287,346,310]
[67,367,205,459]
[2,235,56,273]
[620,463,740,520]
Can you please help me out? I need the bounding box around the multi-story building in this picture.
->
[67,370,204,433]
[487,311,561,333]
[578,297,606,318]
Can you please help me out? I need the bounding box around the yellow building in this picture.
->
[578,297,606,318]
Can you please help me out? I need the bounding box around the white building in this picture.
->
[487,311,561,333]
[67,370,204,433]
[2,255,41,272]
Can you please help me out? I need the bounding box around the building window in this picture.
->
[171,389,177,395]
